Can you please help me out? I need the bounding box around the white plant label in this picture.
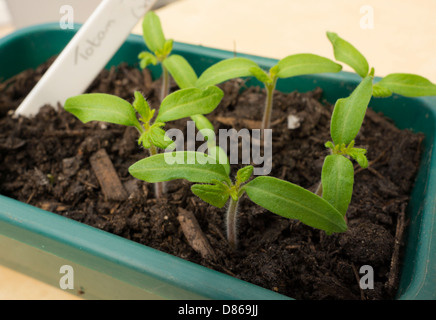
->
[15,0,157,117]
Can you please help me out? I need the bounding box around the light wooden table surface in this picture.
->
[0,0,435,300]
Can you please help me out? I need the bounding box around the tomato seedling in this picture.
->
[318,32,436,217]
[139,11,174,102]
[195,54,342,131]
[65,86,224,198]
[128,152,347,250]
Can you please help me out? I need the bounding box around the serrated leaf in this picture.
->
[276,53,342,78]
[321,155,354,216]
[191,184,230,208]
[237,166,253,183]
[64,93,141,129]
[142,11,166,53]
[348,148,369,168]
[129,151,231,184]
[163,54,198,89]
[149,125,174,149]
[196,57,259,88]
[138,131,151,148]
[156,86,224,123]
[325,141,335,150]
[327,32,369,78]
[244,176,347,234]
[133,91,152,120]
[330,75,373,145]
[138,51,158,69]
[376,73,436,97]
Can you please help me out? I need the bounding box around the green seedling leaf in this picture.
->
[191,114,215,136]
[249,66,272,83]
[190,114,230,175]
[269,65,279,78]
[129,151,231,184]
[191,184,230,208]
[138,131,151,148]
[156,86,224,123]
[276,53,342,78]
[236,166,254,184]
[155,39,174,59]
[244,176,347,234]
[327,32,369,78]
[208,146,230,176]
[163,54,198,89]
[348,148,369,168]
[142,11,166,53]
[149,125,174,149]
[64,93,141,129]
[196,57,259,88]
[376,73,436,97]
[133,91,152,121]
[330,75,373,145]
[162,39,173,56]
[138,51,158,69]
[321,155,354,216]
[372,84,393,98]
[325,141,335,150]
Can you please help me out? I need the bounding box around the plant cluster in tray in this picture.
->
[65,12,436,252]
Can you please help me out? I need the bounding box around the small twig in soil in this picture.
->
[214,116,261,130]
[270,116,287,127]
[26,190,37,204]
[367,167,386,181]
[208,222,227,242]
[351,263,366,300]
[177,208,216,261]
[77,178,98,190]
[387,203,407,296]
[89,148,128,202]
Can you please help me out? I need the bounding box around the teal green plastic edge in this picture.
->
[0,194,289,300]
[1,23,435,300]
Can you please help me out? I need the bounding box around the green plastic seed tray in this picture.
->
[0,23,435,300]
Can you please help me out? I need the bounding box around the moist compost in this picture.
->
[0,59,424,300]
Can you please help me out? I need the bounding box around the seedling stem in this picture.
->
[261,77,278,131]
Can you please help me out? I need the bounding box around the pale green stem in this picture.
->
[226,197,240,250]
[315,182,323,197]
[160,65,170,103]
[261,78,278,132]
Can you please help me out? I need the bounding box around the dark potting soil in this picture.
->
[0,59,424,300]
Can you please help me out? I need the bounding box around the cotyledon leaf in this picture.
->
[327,32,369,78]
[243,176,347,234]
[156,87,224,123]
[64,93,141,129]
[276,53,342,79]
[129,151,231,184]
[321,155,354,216]
[163,54,198,89]
[330,75,373,145]
[196,57,259,89]
[142,11,166,53]
[376,73,436,97]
